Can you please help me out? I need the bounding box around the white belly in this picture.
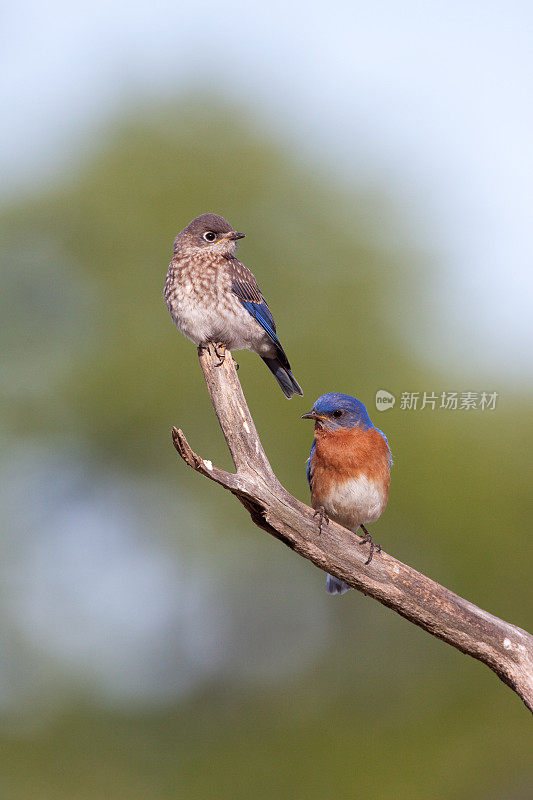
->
[323,475,387,531]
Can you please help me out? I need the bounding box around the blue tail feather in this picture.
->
[326,574,351,595]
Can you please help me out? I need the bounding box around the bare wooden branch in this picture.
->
[172,344,533,713]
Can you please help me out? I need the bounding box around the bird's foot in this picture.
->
[313,506,330,535]
[232,358,239,370]
[358,524,381,565]
[212,343,227,367]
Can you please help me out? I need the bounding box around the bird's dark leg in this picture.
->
[358,524,382,565]
[211,342,238,369]
[213,342,227,367]
[313,506,329,535]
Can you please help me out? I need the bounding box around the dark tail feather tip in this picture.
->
[261,357,303,398]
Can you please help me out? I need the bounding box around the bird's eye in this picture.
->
[203,231,217,242]
[332,410,343,418]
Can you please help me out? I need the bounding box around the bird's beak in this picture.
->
[301,410,324,421]
[224,231,245,241]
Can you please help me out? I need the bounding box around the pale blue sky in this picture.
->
[3,0,532,381]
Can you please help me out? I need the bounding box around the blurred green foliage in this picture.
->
[1,101,531,798]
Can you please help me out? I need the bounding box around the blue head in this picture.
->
[301,392,373,432]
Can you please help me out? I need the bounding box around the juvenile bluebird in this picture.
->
[164,213,303,398]
[302,393,392,594]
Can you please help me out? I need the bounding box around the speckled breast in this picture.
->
[164,256,236,345]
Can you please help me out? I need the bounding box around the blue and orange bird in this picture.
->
[164,213,303,398]
[302,393,392,594]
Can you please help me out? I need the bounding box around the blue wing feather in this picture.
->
[306,440,316,489]
[375,427,393,467]
[239,298,282,349]
[229,259,285,351]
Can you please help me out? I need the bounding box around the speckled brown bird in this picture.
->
[164,213,303,398]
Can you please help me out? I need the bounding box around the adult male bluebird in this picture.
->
[164,213,303,398]
[302,393,392,594]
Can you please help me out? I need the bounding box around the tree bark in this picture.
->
[171,344,533,713]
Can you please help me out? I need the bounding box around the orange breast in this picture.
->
[311,426,391,507]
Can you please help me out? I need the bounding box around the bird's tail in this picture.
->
[326,574,351,595]
[261,356,303,399]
